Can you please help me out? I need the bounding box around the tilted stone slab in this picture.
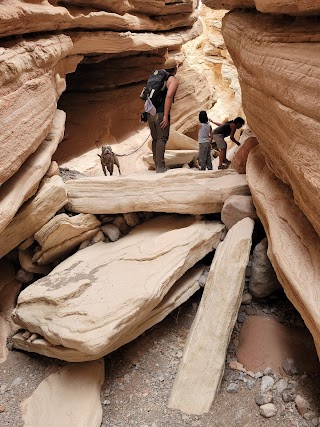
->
[0,176,68,258]
[65,169,250,215]
[0,110,66,235]
[12,215,224,361]
[247,147,320,356]
[33,213,101,265]
[13,264,204,362]
[143,150,198,168]
[21,360,104,427]
[169,218,254,415]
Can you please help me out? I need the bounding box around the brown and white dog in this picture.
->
[98,145,121,176]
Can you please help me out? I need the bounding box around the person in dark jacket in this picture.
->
[211,117,245,170]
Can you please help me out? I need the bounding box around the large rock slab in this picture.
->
[222,11,320,235]
[203,0,320,15]
[12,264,204,362]
[12,215,225,361]
[247,147,320,356]
[0,110,66,235]
[143,150,198,168]
[33,213,101,265]
[169,218,254,415]
[65,169,250,215]
[0,176,68,258]
[21,360,104,427]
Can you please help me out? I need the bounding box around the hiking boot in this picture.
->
[218,164,229,170]
[156,167,168,173]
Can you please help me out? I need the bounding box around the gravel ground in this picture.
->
[0,290,319,427]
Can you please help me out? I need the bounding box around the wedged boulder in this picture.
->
[0,110,66,235]
[65,169,250,215]
[221,195,257,230]
[222,11,320,235]
[169,218,254,415]
[147,129,198,151]
[21,360,105,427]
[33,213,101,265]
[143,150,198,168]
[247,147,320,356]
[0,176,68,259]
[230,134,259,174]
[203,0,320,15]
[18,249,52,275]
[12,215,225,361]
[249,237,281,298]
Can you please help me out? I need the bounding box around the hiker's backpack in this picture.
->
[140,69,169,107]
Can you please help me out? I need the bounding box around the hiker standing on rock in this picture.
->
[211,117,245,170]
[198,111,213,171]
[141,58,179,173]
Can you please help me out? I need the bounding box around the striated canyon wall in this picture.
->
[204,0,320,354]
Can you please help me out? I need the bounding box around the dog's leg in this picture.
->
[101,162,107,176]
[109,163,114,176]
[114,155,121,175]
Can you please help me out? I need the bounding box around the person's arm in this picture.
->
[209,126,213,143]
[160,76,179,129]
[209,118,222,126]
[229,123,240,146]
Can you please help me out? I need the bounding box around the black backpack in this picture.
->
[140,69,169,107]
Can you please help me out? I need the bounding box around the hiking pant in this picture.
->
[147,112,170,170]
[199,141,212,170]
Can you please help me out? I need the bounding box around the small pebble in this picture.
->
[0,404,5,413]
[259,403,277,418]
[227,383,239,393]
[255,393,273,406]
[261,376,274,393]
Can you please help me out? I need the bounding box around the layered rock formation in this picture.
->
[221,10,320,236]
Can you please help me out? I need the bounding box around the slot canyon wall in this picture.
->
[203,0,320,353]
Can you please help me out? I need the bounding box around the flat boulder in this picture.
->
[65,169,250,215]
[221,194,257,230]
[12,215,225,361]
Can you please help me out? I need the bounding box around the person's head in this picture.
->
[164,57,178,75]
[233,117,245,129]
[199,111,208,124]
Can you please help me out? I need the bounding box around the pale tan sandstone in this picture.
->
[21,360,105,427]
[222,11,320,235]
[247,147,320,356]
[12,216,225,361]
[12,264,204,362]
[33,213,101,265]
[203,0,320,15]
[169,218,254,414]
[221,195,257,230]
[230,136,259,174]
[143,150,198,168]
[0,176,68,259]
[46,161,60,178]
[0,110,66,235]
[65,169,250,215]
[0,1,198,38]
[0,35,75,185]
